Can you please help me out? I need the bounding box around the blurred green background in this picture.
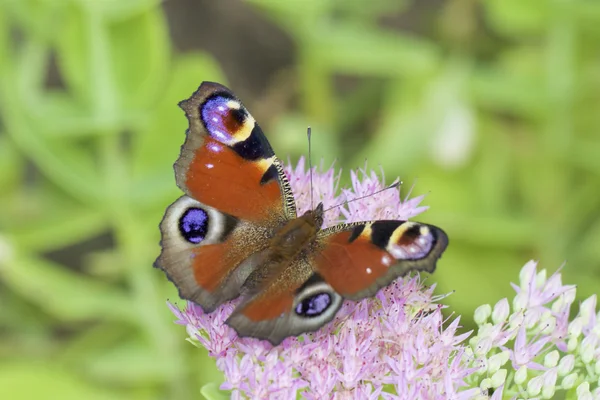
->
[1,0,599,398]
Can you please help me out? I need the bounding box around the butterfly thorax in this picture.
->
[269,203,324,260]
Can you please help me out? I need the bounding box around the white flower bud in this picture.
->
[567,336,578,352]
[535,269,547,288]
[480,378,492,391]
[569,317,583,338]
[514,366,528,385]
[579,295,597,326]
[469,335,479,348]
[557,354,575,376]
[576,382,590,397]
[595,359,600,376]
[579,392,592,400]
[513,293,528,311]
[544,351,559,368]
[492,298,509,324]
[487,354,502,374]
[491,369,507,388]
[552,296,565,314]
[474,304,492,325]
[542,369,557,392]
[509,312,524,329]
[487,352,508,374]
[580,337,597,364]
[562,372,578,389]
[519,261,537,289]
[478,323,494,337]
[498,350,510,365]
[527,375,543,396]
[563,288,576,305]
[541,385,556,399]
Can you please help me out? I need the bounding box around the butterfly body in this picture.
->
[156,82,449,344]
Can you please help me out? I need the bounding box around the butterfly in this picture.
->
[155,82,449,345]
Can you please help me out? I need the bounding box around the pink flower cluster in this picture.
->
[170,278,475,399]
[168,158,477,399]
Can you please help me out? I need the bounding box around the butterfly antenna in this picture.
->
[323,181,401,213]
[307,126,314,209]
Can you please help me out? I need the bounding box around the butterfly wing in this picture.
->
[312,221,448,300]
[175,81,296,221]
[155,82,296,312]
[226,220,447,344]
[226,257,343,345]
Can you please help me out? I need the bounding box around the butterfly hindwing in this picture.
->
[156,196,273,312]
[226,257,343,345]
[312,220,449,300]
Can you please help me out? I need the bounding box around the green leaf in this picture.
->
[309,23,439,78]
[483,0,549,36]
[0,135,24,193]
[9,204,108,253]
[2,253,134,322]
[108,7,170,110]
[0,362,125,400]
[201,382,230,400]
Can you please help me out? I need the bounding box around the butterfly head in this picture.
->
[301,202,324,230]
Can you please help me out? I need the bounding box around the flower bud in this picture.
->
[513,293,528,311]
[562,373,578,389]
[487,352,508,374]
[552,296,565,314]
[535,269,547,288]
[541,385,555,399]
[568,317,583,338]
[544,351,559,368]
[492,298,509,324]
[509,312,524,329]
[514,366,528,385]
[527,375,543,396]
[491,369,507,388]
[542,369,557,392]
[567,336,578,352]
[480,378,492,391]
[519,261,537,289]
[580,336,597,364]
[557,355,575,376]
[579,295,597,326]
[474,304,492,325]
[576,382,590,397]
[563,288,576,305]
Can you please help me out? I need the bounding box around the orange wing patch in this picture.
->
[185,138,282,220]
[314,230,392,296]
[313,221,448,299]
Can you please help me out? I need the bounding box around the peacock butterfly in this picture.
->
[155,82,448,345]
